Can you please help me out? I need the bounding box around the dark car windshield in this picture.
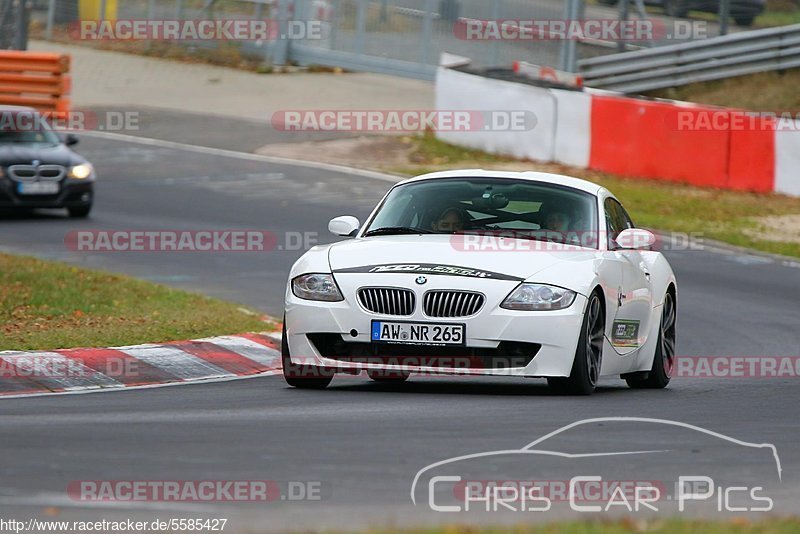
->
[363,177,599,248]
[0,111,61,145]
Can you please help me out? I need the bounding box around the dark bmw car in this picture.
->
[599,0,765,26]
[0,106,95,218]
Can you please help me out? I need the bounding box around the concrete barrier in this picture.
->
[434,66,798,197]
[436,67,556,162]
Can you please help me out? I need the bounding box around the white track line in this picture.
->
[80,130,402,183]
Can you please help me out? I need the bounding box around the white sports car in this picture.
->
[282,170,677,395]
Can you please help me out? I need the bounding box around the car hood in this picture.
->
[328,235,597,281]
[0,143,81,167]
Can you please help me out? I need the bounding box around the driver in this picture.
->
[542,209,572,233]
[431,206,466,233]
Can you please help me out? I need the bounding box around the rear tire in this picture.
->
[367,369,410,382]
[281,320,334,389]
[68,204,92,218]
[627,291,676,389]
[548,292,604,395]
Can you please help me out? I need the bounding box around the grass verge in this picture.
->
[389,133,800,259]
[0,253,273,351]
[646,70,800,113]
[360,518,800,534]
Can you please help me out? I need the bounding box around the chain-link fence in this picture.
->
[293,0,570,73]
[1,0,31,49]
[30,0,579,77]
[24,0,800,79]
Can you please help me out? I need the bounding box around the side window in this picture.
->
[618,203,635,230]
[604,198,632,249]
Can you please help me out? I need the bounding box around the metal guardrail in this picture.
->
[578,23,800,94]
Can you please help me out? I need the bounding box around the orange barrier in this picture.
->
[589,94,778,192]
[0,51,71,116]
[727,112,775,193]
[589,95,730,188]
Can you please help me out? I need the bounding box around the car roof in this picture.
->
[397,169,604,196]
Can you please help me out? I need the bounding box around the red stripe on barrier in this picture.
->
[590,95,730,187]
[57,348,180,386]
[171,341,271,376]
[728,113,776,192]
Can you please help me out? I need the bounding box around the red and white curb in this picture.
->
[0,332,283,398]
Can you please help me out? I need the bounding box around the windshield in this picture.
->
[0,112,61,145]
[363,177,599,248]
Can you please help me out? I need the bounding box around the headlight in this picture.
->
[501,283,576,311]
[291,273,343,302]
[68,163,93,179]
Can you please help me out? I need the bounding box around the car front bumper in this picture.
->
[0,179,93,209]
[285,274,588,378]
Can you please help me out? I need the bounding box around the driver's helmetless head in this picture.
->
[432,208,465,232]
[544,211,571,232]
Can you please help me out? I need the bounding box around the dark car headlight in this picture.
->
[68,163,94,180]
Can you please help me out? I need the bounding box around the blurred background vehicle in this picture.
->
[0,106,94,218]
[598,0,766,26]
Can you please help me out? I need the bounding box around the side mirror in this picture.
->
[328,215,360,237]
[615,228,656,250]
[65,133,79,146]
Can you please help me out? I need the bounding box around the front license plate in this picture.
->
[371,321,465,345]
[17,182,59,195]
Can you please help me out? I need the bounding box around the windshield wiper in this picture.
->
[362,226,434,237]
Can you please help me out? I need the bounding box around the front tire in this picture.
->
[548,292,604,395]
[281,321,334,389]
[627,291,676,389]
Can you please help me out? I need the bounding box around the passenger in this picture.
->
[431,207,466,233]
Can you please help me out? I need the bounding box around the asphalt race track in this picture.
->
[2,112,800,531]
